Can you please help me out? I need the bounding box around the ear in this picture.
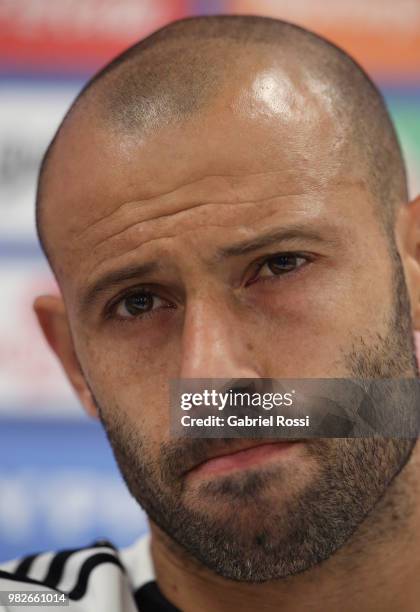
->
[396,195,420,330]
[33,294,99,419]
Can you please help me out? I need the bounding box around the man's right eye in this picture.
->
[114,291,169,319]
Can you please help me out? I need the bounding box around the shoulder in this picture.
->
[0,535,153,612]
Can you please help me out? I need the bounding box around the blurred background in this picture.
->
[0,0,419,562]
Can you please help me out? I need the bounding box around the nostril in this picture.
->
[219,378,273,411]
[222,378,272,396]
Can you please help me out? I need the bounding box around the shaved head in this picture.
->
[36,14,407,265]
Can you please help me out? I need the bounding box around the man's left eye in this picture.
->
[257,254,307,279]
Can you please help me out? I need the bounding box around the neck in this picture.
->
[150,447,420,612]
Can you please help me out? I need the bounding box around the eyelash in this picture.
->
[105,252,312,322]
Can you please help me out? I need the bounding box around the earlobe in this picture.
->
[33,294,99,419]
[396,195,420,330]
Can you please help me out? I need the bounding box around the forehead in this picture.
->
[43,64,364,280]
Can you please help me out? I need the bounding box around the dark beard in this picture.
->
[96,252,419,582]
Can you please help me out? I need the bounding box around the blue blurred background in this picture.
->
[0,0,419,561]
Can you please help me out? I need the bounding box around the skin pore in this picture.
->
[33,18,420,612]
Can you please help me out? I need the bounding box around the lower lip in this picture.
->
[189,441,301,478]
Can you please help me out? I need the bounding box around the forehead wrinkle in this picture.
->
[79,199,332,283]
[73,179,365,272]
[80,217,337,300]
[76,176,312,250]
[77,167,299,237]
[85,191,308,254]
[83,232,183,283]
[83,221,246,282]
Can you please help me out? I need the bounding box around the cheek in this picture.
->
[77,330,176,438]
[98,398,167,487]
[79,309,180,378]
[248,263,394,375]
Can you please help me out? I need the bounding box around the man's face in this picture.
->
[39,65,418,580]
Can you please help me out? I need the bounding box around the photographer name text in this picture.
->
[180,415,310,427]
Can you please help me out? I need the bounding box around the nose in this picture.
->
[179,290,262,380]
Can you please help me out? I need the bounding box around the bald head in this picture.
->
[36,14,407,265]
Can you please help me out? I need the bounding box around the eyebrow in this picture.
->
[216,226,334,258]
[79,261,159,313]
[79,224,337,314]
